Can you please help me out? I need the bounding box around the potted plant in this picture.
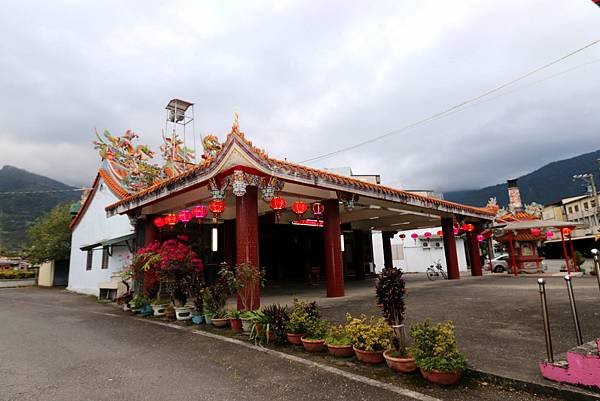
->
[130,295,147,314]
[325,324,354,358]
[240,310,256,334]
[151,298,170,317]
[248,310,272,345]
[164,305,176,320]
[285,299,319,345]
[211,310,230,327]
[262,304,289,343]
[346,314,393,364]
[227,309,243,333]
[301,318,329,353]
[376,266,416,373]
[219,262,266,312]
[410,320,467,385]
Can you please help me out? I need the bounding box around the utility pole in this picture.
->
[573,173,598,230]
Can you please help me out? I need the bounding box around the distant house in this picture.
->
[68,168,134,297]
[0,258,29,270]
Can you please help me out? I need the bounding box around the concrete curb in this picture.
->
[134,316,600,401]
[466,368,600,401]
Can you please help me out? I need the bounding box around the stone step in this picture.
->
[539,338,600,389]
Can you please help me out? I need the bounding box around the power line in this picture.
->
[300,39,600,164]
[0,188,90,195]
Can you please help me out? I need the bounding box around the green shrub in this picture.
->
[345,314,393,352]
[325,324,352,346]
[285,299,320,334]
[0,270,35,279]
[304,318,329,340]
[409,320,467,373]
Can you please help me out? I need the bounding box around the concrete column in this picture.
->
[382,231,394,269]
[441,217,460,280]
[236,186,260,310]
[466,230,483,276]
[323,199,344,297]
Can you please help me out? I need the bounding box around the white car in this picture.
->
[485,254,547,273]
[486,254,510,273]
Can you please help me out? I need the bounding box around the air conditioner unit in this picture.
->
[422,241,430,248]
[434,242,441,248]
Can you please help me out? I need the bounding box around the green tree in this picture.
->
[26,203,72,264]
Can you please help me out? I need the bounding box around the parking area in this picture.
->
[259,272,600,389]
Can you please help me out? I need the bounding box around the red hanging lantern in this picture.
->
[165,213,178,227]
[153,216,166,229]
[209,199,225,220]
[530,228,541,236]
[270,196,286,222]
[270,196,286,211]
[178,209,192,226]
[437,230,443,237]
[410,233,418,239]
[465,224,475,232]
[424,232,432,239]
[453,227,459,235]
[545,231,554,239]
[477,234,485,242]
[399,233,406,239]
[192,205,208,220]
[312,202,325,220]
[562,227,572,236]
[291,200,308,219]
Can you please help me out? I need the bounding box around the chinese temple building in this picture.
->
[70,108,495,302]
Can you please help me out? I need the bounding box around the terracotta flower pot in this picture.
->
[301,337,326,353]
[230,318,242,333]
[266,330,277,343]
[420,368,463,385]
[286,332,305,345]
[326,344,354,358]
[211,318,229,328]
[383,350,417,373]
[353,346,385,364]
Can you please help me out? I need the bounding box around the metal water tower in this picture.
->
[165,98,195,161]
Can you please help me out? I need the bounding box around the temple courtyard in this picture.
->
[2,274,599,400]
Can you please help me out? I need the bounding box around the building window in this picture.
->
[584,202,589,210]
[86,250,93,271]
[101,246,109,269]
[574,205,580,212]
[568,206,573,214]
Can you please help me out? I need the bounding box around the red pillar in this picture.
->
[467,230,483,276]
[382,231,394,269]
[569,235,579,272]
[560,229,571,274]
[323,199,344,297]
[441,217,460,280]
[236,186,260,310]
[143,216,157,245]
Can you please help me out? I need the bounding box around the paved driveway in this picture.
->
[0,287,568,401]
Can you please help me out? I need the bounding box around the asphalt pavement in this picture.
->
[0,287,581,401]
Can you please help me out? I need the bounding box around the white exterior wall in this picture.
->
[372,228,468,273]
[68,178,133,296]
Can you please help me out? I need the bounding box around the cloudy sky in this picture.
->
[1,1,599,193]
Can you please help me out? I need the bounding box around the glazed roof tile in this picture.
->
[107,129,495,219]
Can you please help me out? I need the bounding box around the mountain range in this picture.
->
[444,150,600,207]
[0,165,81,252]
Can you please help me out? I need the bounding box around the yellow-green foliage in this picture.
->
[345,314,393,352]
[409,320,467,372]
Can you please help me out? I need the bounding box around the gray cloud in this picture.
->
[1,0,599,193]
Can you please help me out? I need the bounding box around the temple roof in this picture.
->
[105,124,495,221]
